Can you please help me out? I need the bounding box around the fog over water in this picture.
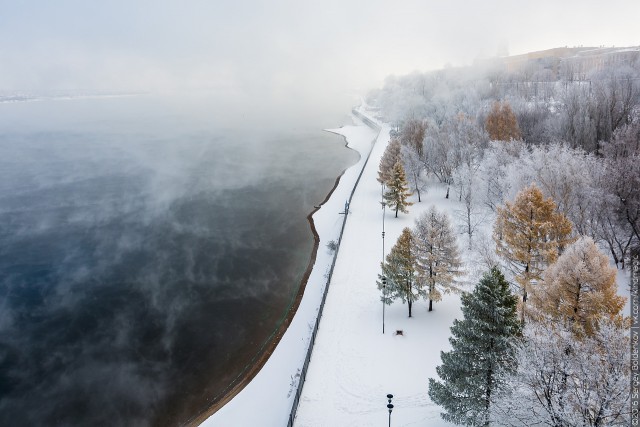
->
[0,95,358,426]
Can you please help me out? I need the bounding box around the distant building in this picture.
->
[562,47,640,80]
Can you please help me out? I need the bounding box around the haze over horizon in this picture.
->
[1,0,638,106]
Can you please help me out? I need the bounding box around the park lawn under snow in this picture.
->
[293,113,470,427]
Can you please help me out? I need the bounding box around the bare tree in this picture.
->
[493,320,630,427]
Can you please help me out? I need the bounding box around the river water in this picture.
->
[0,94,358,426]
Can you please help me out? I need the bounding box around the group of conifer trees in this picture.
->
[377,207,463,317]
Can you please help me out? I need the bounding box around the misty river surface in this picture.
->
[0,95,358,426]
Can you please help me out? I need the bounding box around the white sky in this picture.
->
[0,0,638,97]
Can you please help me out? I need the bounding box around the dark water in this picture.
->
[0,95,357,426]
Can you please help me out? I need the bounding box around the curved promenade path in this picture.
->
[293,110,460,427]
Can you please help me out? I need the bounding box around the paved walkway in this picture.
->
[294,117,459,426]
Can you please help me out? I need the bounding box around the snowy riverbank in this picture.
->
[201,111,380,426]
[292,111,463,426]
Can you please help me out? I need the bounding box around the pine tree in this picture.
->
[377,138,402,184]
[384,161,413,218]
[494,184,574,322]
[485,101,522,142]
[377,228,422,317]
[413,206,463,311]
[531,236,626,337]
[429,267,522,426]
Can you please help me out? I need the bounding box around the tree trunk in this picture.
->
[395,205,399,218]
[609,245,620,269]
[445,186,450,199]
[484,366,493,427]
[414,172,421,202]
[408,300,412,317]
[429,272,434,312]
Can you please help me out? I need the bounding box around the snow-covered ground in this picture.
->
[203,114,379,426]
[293,113,463,427]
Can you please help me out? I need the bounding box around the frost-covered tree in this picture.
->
[414,207,463,311]
[423,114,485,198]
[591,66,639,148]
[383,161,413,218]
[377,138,402,184]
[377,228,422,317]
[422,123,457,189]
[600,120,640,260]
[493,320,630,427]
[560,84,598,152]
[453,159,488,248]
[477,140,525,212]
[510,98,553,145]
[522,144,598,227]
[531,237,625,337]
[494,184,574,322]
[401,145,427,202]
[485,101,522,142]
[399,118,426,157]
[429,267,521,426]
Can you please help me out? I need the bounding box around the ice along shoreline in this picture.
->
[194,107,382,426]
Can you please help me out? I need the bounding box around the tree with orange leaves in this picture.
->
[485,101,522,141]
[493,184,574,322]
[531,236,625,337]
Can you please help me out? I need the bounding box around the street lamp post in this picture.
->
[382,183,386,263]
[386,394,394,427]
[382,276,387,334]
[381,182,386,335]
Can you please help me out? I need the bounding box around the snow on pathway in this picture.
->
[203,116,378,426]
[293,113,462,427]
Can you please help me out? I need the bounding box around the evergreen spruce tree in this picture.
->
[429,267,522,426]
[384,161,413,218]
[377,228,423,317]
